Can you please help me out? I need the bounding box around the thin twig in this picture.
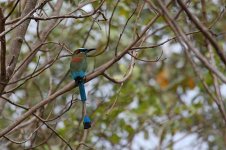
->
[3,124,43,144]
[104,0,120,52]
[0,0,49,38]
[115,7,137,56]
[128,49,166,63]
[102,51,136,84]
[1,95,73,149]
[4,0,21,20]
[4,48,63,94]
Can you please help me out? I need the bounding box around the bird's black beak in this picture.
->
[87,48,96,52]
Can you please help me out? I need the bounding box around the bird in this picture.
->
[70,48,95,129]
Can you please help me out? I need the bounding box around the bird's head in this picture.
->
[74,48,96,54]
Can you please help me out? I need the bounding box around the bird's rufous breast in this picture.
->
[71,56,82,62]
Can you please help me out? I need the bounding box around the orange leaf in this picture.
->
[156,69,169,89]
[187,77,195,89]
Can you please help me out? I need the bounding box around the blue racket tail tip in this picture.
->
[83,115,91,129]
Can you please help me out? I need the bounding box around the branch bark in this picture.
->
[0,0,63,114]
[0,1,38,94]
[0,7,6,82]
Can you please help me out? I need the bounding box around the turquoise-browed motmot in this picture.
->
[70,48,95,129]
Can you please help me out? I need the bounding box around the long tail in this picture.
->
[78,81,86,101]
[76,79,91,129]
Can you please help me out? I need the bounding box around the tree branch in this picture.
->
[0,0,39,94]
[0,0,48,38]
[156,1,226,83]
[102,51,136,84]
[177,0,226,66]
[0,7,6,82]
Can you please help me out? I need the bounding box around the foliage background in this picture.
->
[0,0,226,149]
